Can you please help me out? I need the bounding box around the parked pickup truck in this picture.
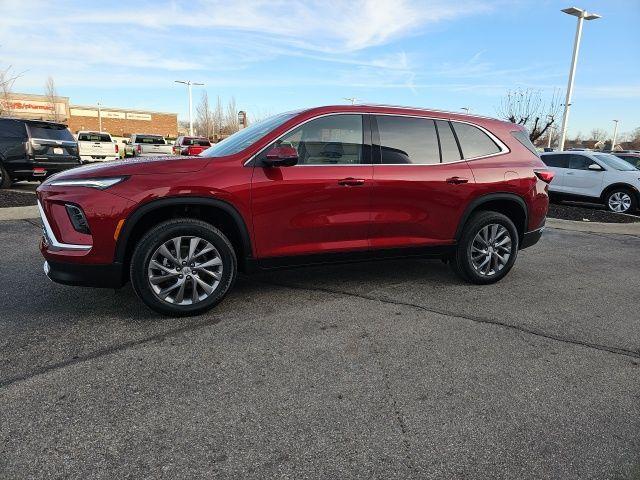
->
[129,134,173,157]
[172,136,212,156]
[76,131,119,163]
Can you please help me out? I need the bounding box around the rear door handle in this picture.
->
[446,176,469,185]
[338,177,365,186]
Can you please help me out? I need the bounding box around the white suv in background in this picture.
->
[541,151,640,213]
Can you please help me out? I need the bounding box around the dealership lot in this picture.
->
[1,219,639,479]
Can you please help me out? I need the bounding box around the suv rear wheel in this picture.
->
[130,218,237,316]
[451,211,519,284]
[605,188,636,213]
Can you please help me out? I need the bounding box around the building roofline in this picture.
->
[70,104,177,116]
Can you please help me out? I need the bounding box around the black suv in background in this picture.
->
[0,118,80,188]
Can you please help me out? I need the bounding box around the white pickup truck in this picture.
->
[129,134,174,157]
[76,131,119,163]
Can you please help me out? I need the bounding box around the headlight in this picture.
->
[46,177,128,190]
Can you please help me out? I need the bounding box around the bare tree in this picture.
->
[0,65,20,117]
[195,91,215,139]
[496,88,561,142]
[44,76,61,122]
[213,95,223,139]
[223,96,239,135]
[589,128,608,142]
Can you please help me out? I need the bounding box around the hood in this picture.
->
[49,155,210,180]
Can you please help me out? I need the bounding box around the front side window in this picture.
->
[376,116,439,164]
[276,114,363,165]
[568,154,595,170]
[452,122,501,159]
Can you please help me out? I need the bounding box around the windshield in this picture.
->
[200,112,297,157]
[594,153,638,171]
[29,125,75,142]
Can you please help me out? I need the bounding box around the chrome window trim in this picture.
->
[244,112,510,167]
[38,200,92,251]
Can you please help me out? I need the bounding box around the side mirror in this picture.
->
[588,163,604,171]
[263,145,298,167]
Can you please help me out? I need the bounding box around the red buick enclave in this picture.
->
[37,105,553,315]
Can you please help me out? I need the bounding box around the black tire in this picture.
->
[451,211,519,285]
[0,164,11,189]
[604,188,637,214]
[130,218,237,316]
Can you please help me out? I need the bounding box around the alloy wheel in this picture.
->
[608,192,632,213]
[470,224,512,277]
[147,236,223,305]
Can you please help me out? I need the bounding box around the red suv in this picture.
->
[37,105,552,316]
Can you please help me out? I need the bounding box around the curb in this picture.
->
[546,217,640,236]
[0,205,39,221]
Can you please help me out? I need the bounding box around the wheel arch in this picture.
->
[115,196,253,270]
[600,183,640,203]
[455,193,528,243]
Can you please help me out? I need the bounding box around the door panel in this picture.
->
[251,113,372,258]
[563,154,604,196]
[251,165,372,257]
[371,162,476,247]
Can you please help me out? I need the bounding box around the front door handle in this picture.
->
[446,176,469,185]
[338,177,365,186]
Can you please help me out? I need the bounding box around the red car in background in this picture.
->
[36,104,552,316]
[173,136,212,156]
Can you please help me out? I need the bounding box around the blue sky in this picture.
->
[2,0,639,137]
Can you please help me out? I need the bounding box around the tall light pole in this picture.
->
[97,101,102,132]
[461,107,471,114]
[611,119,619,151]
[175,80,204,136]
[558,7,601,151]
[343,97,360,105]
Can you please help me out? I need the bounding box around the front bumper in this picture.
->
[44,260,125,288]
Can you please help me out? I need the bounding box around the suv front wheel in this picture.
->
[450,211,519,284]
[130,219,237,316]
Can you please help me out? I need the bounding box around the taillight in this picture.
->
[115,144,119,154]
[137,144,142,154]
[535,170,555,184]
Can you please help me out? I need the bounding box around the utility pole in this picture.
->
[558,7,601,151]
[611,119,619,151]
[97,101,102,132]
[175,80,204,136]
[547,126,555,149]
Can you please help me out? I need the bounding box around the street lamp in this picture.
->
[97,101,102,132]
[558,6,601,151]
[611,119,619,151]
[175,80,204,136]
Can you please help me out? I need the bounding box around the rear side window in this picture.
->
[28,124,75,142]
[376,116,439,164]
[452,122,501,159]
[541,154,570,168]
[277,114,363,165]
[435,120,462,163]
[0,119,27,138]
[511,130,539,157]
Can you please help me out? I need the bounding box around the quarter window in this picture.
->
[277,114,363,165]
[435,120,462,163]
[376,116,439,164]
[452,122,501,159]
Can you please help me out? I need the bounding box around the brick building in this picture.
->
[2,93,178,138]
[68,105,178,138]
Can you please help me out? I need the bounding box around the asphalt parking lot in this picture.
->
[1,219,639,479]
